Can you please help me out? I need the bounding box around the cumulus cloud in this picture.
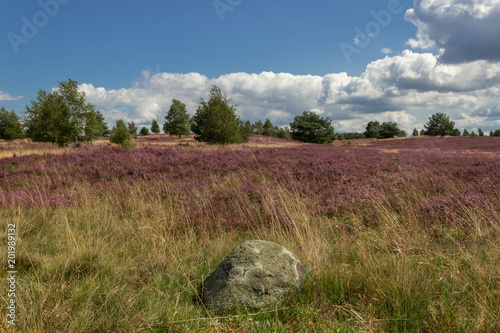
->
[0,91,23,101]
[75,1,500,132]
[79,51,500,132]
[405,0,500,63]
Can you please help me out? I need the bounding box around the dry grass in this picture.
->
[0,135,499,332]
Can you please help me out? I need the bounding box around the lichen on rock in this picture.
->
[199,240,306,312]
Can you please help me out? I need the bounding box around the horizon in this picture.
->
[2,0,500,134]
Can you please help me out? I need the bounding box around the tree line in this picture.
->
[410,113,499,137]
[2,80,500,147]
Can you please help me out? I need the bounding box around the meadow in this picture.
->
[0,134,499,332]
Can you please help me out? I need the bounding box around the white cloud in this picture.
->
[0,91,23,101]
[79,53,500,131]
[381,48,393,55]
[405,0,500,62]
[334,111,417,133]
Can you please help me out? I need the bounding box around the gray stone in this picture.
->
[199,240,306,312]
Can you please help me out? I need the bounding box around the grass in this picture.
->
[0,135,499,332]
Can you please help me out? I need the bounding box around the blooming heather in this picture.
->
[0,136,498,226]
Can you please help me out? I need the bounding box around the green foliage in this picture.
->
[109,120,133,149]
[192,86,243,144]
[0,107,24,140]
[365,121,403,139]
[462,128,469,136]
[290,111,335,144]
[262,118,276,137]
[364,121,381,138]
[423,113,455,136]
[412,128,419,137]
[451,128,461,136]
[24,79,106,146]
[478,128,484,137]
[127,122,138,139]
[379,122,402,139]
[164,99,191,139]
[253,120,264,134]
[493,129,500,137]
[151,119,161,134]
[277,127,293,140]
[240,119,253,143]
[342,132,366,140]
[140,127,149,136]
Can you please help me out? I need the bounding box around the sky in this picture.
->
[2,0,500,134]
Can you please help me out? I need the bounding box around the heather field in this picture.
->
[1,135,499,332]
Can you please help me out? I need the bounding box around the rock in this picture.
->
[199,240,306,312]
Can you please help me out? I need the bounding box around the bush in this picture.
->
[140,127,149,136]
[110,120,133,149]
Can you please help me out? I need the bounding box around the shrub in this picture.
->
[110,120,134,149]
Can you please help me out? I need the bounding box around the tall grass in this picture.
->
[1,136,499,332]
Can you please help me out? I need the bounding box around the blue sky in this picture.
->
[2,0,500,133]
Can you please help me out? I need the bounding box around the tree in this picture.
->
[290,111,335,144]
[240,119,253,143]
[478,128,484,137]
[164,99,191,139]
[412,128,419,137]
[24,79,106,146]
[462,129,469,136]
[262,118,276,137]
[151,119,161,134]
[494,129,500,137]
[127,121,138,138]
[451,128,461,136]
[110,120,133,148]
[0,107,24,140]
[364,121,382,138]
[140,127,149,136]
[277,127,292,140]
[85,109,108,142]
[343,132,366,140]
[192,85,243,144]
[379,122,402,139]
[253,120,264,135]
[423,113,455,136]
[273,125,280,137]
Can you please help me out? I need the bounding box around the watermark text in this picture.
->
[7,0,71,54]
[213,0,243,22]
[7,223,17,326]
